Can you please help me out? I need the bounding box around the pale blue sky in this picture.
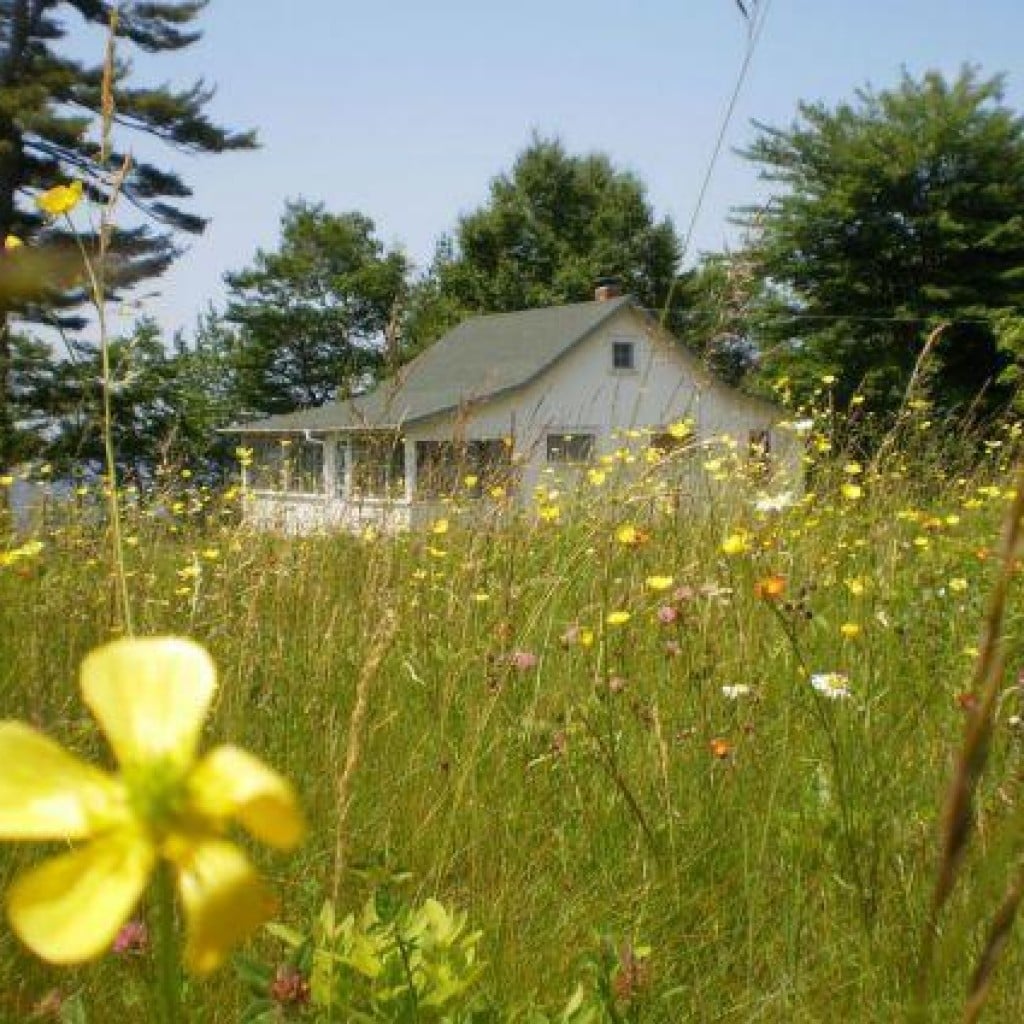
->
[103,0,1024,337]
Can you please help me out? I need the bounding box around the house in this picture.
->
[227,285,799,533]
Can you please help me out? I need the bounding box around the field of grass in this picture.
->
[3,417,1024,1022]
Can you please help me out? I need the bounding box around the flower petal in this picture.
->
[188,745,305,850]
[0,722,123,840]
[172,838,276,974]
[81,638,217,767]
[7,831,155,964]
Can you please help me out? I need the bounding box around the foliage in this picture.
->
[405,137,684,350]
[225,200,409,415]
[239,888,489,1023]
[16,315,240,479]
[0,0,255,465]
[739,67,1024,417]
[674,253,762,385]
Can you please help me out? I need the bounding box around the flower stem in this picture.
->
[153,862,182,1024]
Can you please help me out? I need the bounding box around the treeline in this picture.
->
[4,59,1024,478]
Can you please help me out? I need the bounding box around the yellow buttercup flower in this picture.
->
[4,234,23,250]
[721,532,749,556]
[36,180,84,216]
[646,575,674,592]
[0,638,304,973]
[606,610,631,626]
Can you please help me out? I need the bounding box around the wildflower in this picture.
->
[754,575,786,600]
[667,419,692,440]
[810,672,851,700]
[431,517,449,535]
[538,504,561,523]
[949,577,968,593]
[270,964,311,1008]
[843,462,863,476]
[509,651,538,671]
[463,474,478,489]
[720,532,749,556]
[656,605,678,625]
[112,919,148,956]
[36,180,83,216]
[606,611,631,627]
[587,467,607,486]
[646,575,673,592]
[721,685,751,700]
[822,374,836,385]
[615,523,647,547]
[841,483,862,501]
[845,577,866,596]
[709,738,733,759]
[956,692,979,712]
[0,638,304,971]
[840,622,861,639]
[754,491,795,513]
[4,235,23,250]
[559,623,595,648]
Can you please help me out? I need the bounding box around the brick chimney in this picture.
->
[594,276,622,302]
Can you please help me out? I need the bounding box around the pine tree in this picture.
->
[0,1,255,466]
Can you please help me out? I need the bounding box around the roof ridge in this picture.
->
[457,295,628,325]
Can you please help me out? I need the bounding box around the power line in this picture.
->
[660,0,775,328]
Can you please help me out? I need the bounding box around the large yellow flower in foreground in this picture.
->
[0,638,304,972]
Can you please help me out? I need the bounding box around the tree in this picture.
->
[675,252,763,385]
[225,200,409,415]
[739,67,1024,417]
[0,1,256,465]
[405,137,684,349]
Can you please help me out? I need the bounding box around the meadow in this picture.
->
[2,409,1024,1023]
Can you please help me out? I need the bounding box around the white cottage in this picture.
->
[229,288,798,532]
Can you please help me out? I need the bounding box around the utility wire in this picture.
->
[660,0,775,328]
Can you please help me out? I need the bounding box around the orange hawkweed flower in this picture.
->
[709,738,733,759]
[754,575,786,600]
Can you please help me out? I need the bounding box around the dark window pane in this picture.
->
[546,433,595,464]
[612,341,635,370]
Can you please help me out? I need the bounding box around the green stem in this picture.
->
[153,862,182,1024]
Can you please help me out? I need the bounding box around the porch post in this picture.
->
[323,437,337,496]
[342,438,353,500]
[404,437,416,502]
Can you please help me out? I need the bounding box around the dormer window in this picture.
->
[612,340,636,370]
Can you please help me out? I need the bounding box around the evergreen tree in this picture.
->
[739,68,1024,416]
[225,200,409,415]
[0,1,255,465]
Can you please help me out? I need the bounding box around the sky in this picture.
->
[91,0,1024,339]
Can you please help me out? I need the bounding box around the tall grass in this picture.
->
[3,414,1024,1021]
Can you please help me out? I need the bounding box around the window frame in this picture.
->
[546,432,596,465]
[611,339,637,371]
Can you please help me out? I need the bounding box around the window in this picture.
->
[351,433,405,498]
[415,438,514,498]
[649,428,695,458]
[612,340,636,370]
[248,437,324,494]
[546,432,595,465]
[748,429,771,456]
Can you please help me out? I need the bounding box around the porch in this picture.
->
[239,430,515,533]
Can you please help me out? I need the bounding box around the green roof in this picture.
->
[229,295,631,434]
